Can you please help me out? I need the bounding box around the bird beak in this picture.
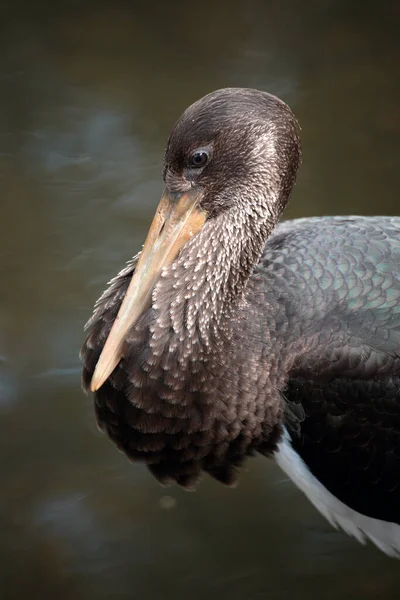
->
[90,187,207,391]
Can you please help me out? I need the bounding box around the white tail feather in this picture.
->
[274,429,400,558]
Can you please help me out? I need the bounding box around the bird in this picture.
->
[81,87,400,557]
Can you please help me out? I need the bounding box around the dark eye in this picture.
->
[189,150,209,168]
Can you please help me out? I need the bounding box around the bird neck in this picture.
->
[152,195,280,353]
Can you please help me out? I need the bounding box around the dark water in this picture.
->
[1,1,400,598]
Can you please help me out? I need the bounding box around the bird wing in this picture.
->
[260,216,400,547]
[260,216,400,375]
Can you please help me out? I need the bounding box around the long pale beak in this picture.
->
[90,187,207,391]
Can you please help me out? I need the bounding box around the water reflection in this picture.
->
[1,1,400,598]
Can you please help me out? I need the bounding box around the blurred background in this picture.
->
[1,0,400,598]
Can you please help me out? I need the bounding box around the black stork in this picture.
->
[81,88,400,557]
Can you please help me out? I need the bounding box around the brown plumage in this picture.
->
[81,89,301,487]
[81,88,400,555]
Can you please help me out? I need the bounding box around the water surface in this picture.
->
[1,1,400,598]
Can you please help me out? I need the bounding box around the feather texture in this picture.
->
[81,88,400,554]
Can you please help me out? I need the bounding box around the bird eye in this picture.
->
[189,150,209,168]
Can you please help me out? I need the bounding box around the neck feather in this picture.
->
[151,193,280,359]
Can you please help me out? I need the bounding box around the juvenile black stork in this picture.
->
[81,88,400,557]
